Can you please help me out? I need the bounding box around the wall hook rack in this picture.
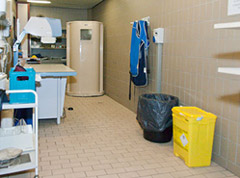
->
[130,16,150,26]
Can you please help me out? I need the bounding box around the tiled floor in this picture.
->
[4,95,238,178]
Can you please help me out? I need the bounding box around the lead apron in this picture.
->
[129,20,149,100]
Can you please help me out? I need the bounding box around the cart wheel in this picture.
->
[34,175,39,178]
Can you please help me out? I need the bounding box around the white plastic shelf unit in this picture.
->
[214,22,240,76]
[0,90,39,177]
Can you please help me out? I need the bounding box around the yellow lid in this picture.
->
[31,55,38,59]
[172,106,217,120]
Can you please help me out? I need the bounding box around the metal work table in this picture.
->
[26,64,76,124]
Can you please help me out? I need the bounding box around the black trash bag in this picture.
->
[137,93,179,132]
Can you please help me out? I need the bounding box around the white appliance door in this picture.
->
[37,78,58,118]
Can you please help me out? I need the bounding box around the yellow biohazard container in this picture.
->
[172,106,217,167]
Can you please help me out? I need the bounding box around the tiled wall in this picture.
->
[30,6,89,29]
[92,0,240,176]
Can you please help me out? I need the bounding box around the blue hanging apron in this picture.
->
[129,20,149,100]
[130,21,141,77]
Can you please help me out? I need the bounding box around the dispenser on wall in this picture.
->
[153,28,164,44]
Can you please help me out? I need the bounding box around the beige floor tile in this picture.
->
[170,170,193,177]
[111,162,131,168]
[125,165,144,172]
[81,160,101,167]
[105,167,126,174]
[186,175,206,178]
[85,169,106,177]
[4,95,237,178]
[64,172,86,178]
[100,158,119,164]
[152,173,174,178]
[221,170,235,176]
[155,167,176,174]
[204,171,228,178]
[143,163,162,170]
[43,175,64,178]
[40,164,62,171]
[98,174,119,178]
[38,170,52,177]
[92,163,112,170]
[62,162,81,169]
[52,167,72,175]
[118,171,139,178]
[137,169,158,176]
[189,167,215,175]
[72,166,93,172]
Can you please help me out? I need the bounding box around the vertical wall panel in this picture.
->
[17,3,29,58]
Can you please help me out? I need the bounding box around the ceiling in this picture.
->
[17,0,104,9]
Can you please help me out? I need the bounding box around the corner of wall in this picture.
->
[87,9,92,20]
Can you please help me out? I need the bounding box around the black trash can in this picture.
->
[137,93,179,143]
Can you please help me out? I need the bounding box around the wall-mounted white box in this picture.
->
[153,28,164,44]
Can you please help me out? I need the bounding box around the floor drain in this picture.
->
[68,107,73,111]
